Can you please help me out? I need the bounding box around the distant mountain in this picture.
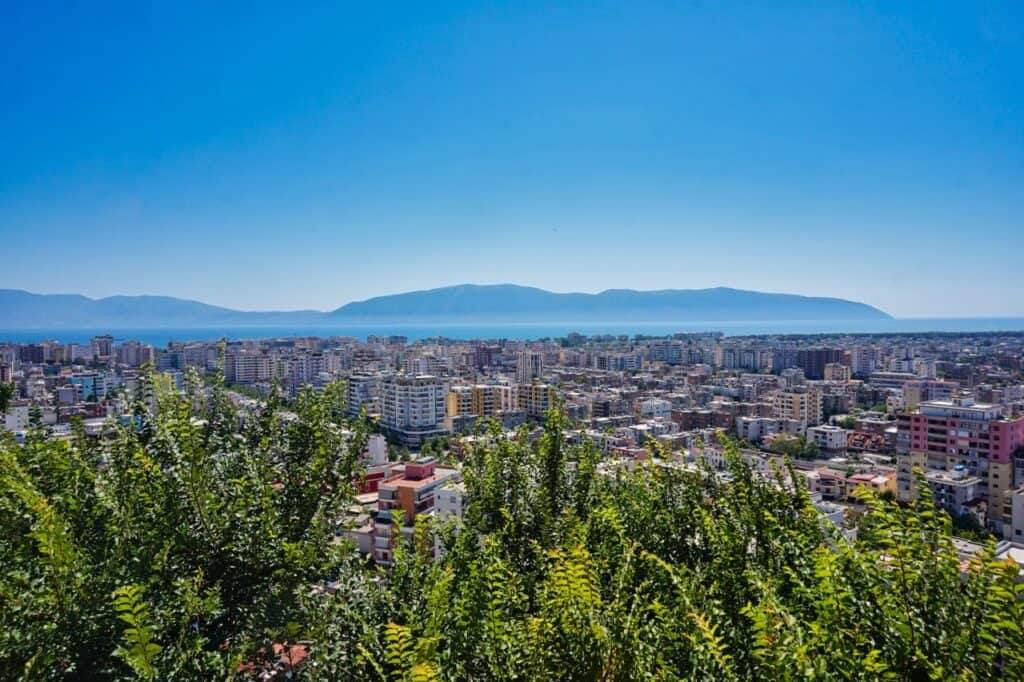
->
[331,284,891,322]
[0,290,326,328]
[0,284,890,329]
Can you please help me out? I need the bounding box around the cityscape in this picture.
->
[4,1,1024,679]
[5,328,1024,547]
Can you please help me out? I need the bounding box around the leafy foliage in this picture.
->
[2,379,1023,680]
[0,381,14,414]
[0,368,363,679]
[112,584,161,679]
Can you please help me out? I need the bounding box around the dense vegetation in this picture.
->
[2,370,1024,680]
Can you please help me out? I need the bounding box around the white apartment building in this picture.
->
[807,424,848,451]
[516,351,544,384]
[433,479,467,559]
[225,352,274,384]
[850,347,880,376]
[405,354,444,375]
[637,398,672,420]
[347,373,381,418]
[3,402,30,432]
[380,374,448,446]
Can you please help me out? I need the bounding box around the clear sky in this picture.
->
[1,1,1021,317]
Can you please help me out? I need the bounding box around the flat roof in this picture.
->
[380,468,457,490]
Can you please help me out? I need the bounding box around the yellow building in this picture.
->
[518,382,556,419]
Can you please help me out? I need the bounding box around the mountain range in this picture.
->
[0,285,891,328]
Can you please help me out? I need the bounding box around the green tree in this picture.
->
[4,373,1024,680]
[0,381,14,414]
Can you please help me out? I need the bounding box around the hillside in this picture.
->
[0,284,890,328]
[331,284,891,322]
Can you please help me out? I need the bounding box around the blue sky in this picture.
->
[1,1,1021,317]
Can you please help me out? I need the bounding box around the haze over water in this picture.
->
[4,318,1024,347]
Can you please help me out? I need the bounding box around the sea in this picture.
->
[2,318,1024,347]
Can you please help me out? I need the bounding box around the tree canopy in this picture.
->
[2,369,1023,680]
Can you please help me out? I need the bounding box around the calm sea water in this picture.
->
[2,318,1024,346]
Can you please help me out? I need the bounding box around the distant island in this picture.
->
[0,284,891,329]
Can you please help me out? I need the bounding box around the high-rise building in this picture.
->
[346,373,381,418]
[518,382,556,419]
[446,386,474,421]
[823,362,851,382]
[896,397,1024,534]
[849,346,881,376]
[224,352,274,384]
[19,345,45,364]
[379,374,448,446]
[720,344,771,371]
[516,351,544,383]
[90,335,115,359]
[795,348,847,380]
[116,340,156,368]
[773,388,823,426]
[473,344,498,369]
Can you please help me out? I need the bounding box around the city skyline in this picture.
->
[6,4,1024,677]
[3,2,1023,317]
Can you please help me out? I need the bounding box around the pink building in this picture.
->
[897,398,1024,534]
[901,398,1024,464]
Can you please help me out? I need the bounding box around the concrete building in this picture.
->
[901,379,958,411]
[435,479,466,523]
[90,334,114,359]
[518,382,557,419]
[773,389,823,426]
[445,383,515,430]
[3,402,30,432]
[346,373,381,418]
[116,341,156,368]
[379,374,448,447]
[373,457,458,565]
[795,348,846,380]
[823,362,851,382]
[636,398,672,420]
[925,466,984,517]
[896,398,1024,533]
[719,344,771,372]
[433,479,467,559]
[516,351,544,384]
[869,371,919,390]
[1011,486,1024,542]
[225,352,274,385]
[808,424,848,451]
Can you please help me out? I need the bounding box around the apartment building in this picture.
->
[373,457,458,566]
[516,351,545,384]
[896,397,1024,534]
[823,362,851,382]
[795,348,847,380]
[225,351,274,385]
[379,374,448,446]
[346,373,382,418]
[445,383,515,429]
[518,382,556,419]
[807,424,848,451]
[773,388,823,426]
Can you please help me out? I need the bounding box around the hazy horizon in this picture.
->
[2,2,1022,316]
[1,281,1023,321]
